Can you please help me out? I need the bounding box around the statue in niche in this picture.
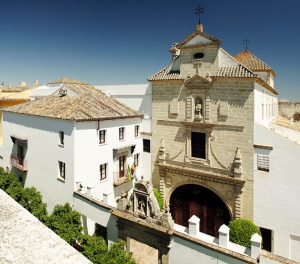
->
[195,98,203,118]
[138,198,146,215]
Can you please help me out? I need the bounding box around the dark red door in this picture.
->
[170,184,230,237]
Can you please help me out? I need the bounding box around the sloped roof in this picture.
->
[177,29,221,48]
[234,50,276,76]
[148,65,183,81]
[4,79,143,121]
[212,65,257,78]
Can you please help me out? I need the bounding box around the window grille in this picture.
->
[257,154,269,172]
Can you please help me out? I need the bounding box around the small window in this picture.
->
[257,154,269,172]
[143,139,150,153]
[119,127,125,140]
[134,153,140,167]
[100,163,107,180]
[119,155,125,177]
[191,132,206,159]
[59,131,64,145]
[99,130,106,144]
[58,161,66,180]
[260,227,273,252]
[134,125,140,137]
[194,52,204,60]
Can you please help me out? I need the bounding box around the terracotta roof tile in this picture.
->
[4,79,143,121]
[148,65,183,81]
[212,65,257,78]
[234,50,276,76]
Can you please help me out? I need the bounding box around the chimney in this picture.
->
[197,24,203,32]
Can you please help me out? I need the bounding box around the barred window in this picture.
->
[58,161,66,180]
[134,153,140,167]
[100,163,107,180]
[257,154,269,172]
[99,130,106,144]
[134,125,140,137]
[119,127,125,140]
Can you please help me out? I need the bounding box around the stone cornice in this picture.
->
[157,119,244,130]
[157,162,245,186]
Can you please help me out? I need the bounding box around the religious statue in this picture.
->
[195,100,203,118]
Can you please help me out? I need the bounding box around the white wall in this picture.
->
[96,84,152,181]
[254,83,278,127]
[0,112,75,212]
[170,235,247,264]
[74,118,143,204]
[254,123,300,261]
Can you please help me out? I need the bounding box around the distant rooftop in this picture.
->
[4,79,143,121]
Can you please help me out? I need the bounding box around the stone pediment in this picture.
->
[184,74,212,88]
[177,31,221,48]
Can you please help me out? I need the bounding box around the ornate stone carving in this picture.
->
[232,148,243,178]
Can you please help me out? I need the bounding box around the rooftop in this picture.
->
[4,79,143,121]
[234,50,276,76]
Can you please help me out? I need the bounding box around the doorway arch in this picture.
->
[170,184,231,237]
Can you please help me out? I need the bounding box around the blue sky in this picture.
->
[0,0,299,100]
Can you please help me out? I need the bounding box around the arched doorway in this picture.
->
[170,184,231,237]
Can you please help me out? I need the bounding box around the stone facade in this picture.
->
[150,25,257,221]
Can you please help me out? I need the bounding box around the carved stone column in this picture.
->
[159,168,166,201]
[185,127,191,162]
[234,187,243,219]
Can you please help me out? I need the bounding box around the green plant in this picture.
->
[0,169,23,201]
[100,240,136,264]
[19,187,48,222]
[153,188,164,211]
[79,235,107,264]
[229,219,261,248]
[45,203,83,245]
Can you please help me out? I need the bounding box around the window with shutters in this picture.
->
[257,154,269,172]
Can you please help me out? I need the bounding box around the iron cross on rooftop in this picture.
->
[195,5,205,24]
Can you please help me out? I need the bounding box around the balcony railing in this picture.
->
[113,170,129,186]
[10,155,28,172]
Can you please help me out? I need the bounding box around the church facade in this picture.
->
[148,24,278,236]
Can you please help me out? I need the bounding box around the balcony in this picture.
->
[10,155,28,172]
[113,170,129,186]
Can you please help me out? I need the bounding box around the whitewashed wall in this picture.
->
[254,123,300,261]
[96,84,152,181]
[254,83,278,127]
[74,117,143,204]
[0,112,75,212]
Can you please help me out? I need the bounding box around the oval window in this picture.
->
[194,52,204,60]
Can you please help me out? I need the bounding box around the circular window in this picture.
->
[194,52,204,60]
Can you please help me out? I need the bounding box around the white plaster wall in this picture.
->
[74,118,143,204]
[170,235,247,264]
[95,84,152,181]
[254,123,300,261]
[254,83,278,127]
[0,112,75,212]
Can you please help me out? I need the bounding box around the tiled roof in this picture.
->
[4,79,143,121]
[148,65,183,81]
[212,65,257,78]
[234,50,276,76]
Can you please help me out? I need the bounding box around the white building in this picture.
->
[236,51,300,261]
[96,84,152,182]
[0,79,143,212]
